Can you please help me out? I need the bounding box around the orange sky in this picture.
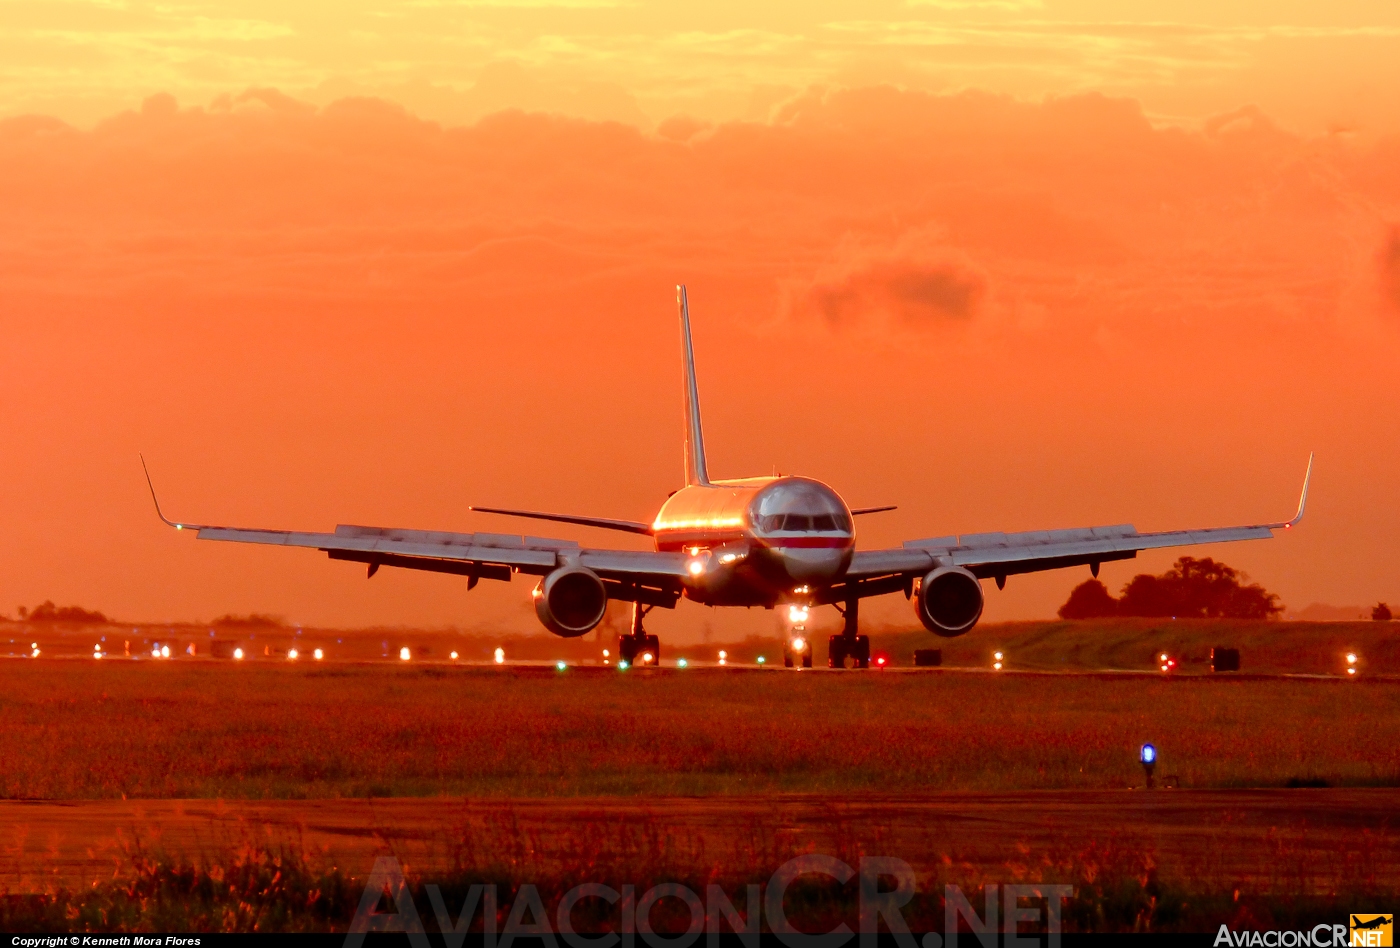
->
[1,3,1398,637]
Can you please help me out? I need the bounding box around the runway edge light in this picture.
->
[1140,743,1157,789]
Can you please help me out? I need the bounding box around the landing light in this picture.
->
[450,650,459,660]
[687,559,705,577]
[399,647,411,661]
[788,605,809,623]
[30,647,40,658]
[641,651,654,664]
[313,648,324,661]
[718,649,727,666]
[992,650,1004,671]
[234,648,245,660]
[791,637,806,653]
[494,647,505,664]
[602,649,610,657]
[719,553,738,565]
[288,648,299,660]
[876,656,887,667]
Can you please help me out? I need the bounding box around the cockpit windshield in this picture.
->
[749,479,853,535]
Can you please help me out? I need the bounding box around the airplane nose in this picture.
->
[778,547,849,583]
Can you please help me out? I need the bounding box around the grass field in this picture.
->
[0,657,1395,799]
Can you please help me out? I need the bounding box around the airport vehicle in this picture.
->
[145,287,1312,668]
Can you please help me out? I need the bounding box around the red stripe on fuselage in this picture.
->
[761,536,852,549]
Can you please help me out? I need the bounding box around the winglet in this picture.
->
[1281,451,1313,529]
[141,454,192,531]
[678,285,712,487]
[1264,452,1312,530]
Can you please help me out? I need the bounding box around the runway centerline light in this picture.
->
[677,658,688,668]
[313,648,323,661]
[618,660,629,670]
[756,656,766,664]
[399,647,411,661]
[556,661,567,671]
[494,647,505,664]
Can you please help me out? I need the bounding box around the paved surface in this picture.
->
[1,790,1395,893]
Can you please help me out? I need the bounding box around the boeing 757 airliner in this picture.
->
[145,286,1311,668]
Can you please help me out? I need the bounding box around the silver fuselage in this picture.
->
[652,476,854,606]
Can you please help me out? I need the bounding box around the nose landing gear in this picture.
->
[829,598,870,669]
[618,603,660,666]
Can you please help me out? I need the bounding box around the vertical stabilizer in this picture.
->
[678,285,712,487]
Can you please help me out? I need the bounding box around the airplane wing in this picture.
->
[829,453,1312,603]
[143,461,687,608]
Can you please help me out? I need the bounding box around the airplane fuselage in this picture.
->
[652,476,855,606]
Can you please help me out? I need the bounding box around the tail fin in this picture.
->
[678,285,711,487]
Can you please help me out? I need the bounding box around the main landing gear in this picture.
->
[617,603,660,666]
[829,598,870,669]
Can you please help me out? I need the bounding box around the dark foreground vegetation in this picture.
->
[0,813,1392,934]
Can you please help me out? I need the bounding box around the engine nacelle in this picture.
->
[533,567,608,638]
[915,566,984,637]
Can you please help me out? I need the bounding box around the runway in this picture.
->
[2,790,1395,894]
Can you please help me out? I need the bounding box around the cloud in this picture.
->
[2,86,1399,628]
[1382,225,1400,311]
[789,235,988,329]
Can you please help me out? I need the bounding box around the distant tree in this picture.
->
[1058,579,1119,619]
[1117,557,1281,619]
[24,601,109,624]
[211,613,285,629]
[1374,602,1393,621]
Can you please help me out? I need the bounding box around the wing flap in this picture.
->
[851,522,1279,582]
[194,523,687,582]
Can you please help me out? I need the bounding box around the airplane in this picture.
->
[144,286,1313,669]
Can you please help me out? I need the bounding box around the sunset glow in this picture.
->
[0,2,1397,634]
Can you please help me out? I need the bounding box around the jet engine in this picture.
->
[915,566,984,637]
[533,566,608,637]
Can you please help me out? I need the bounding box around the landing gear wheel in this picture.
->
[618,635,638,665]
[639,634,660,666]
[828,636,848,669]
[801,651,812,669]
[850,635,870,670]
[784,652,795,668]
